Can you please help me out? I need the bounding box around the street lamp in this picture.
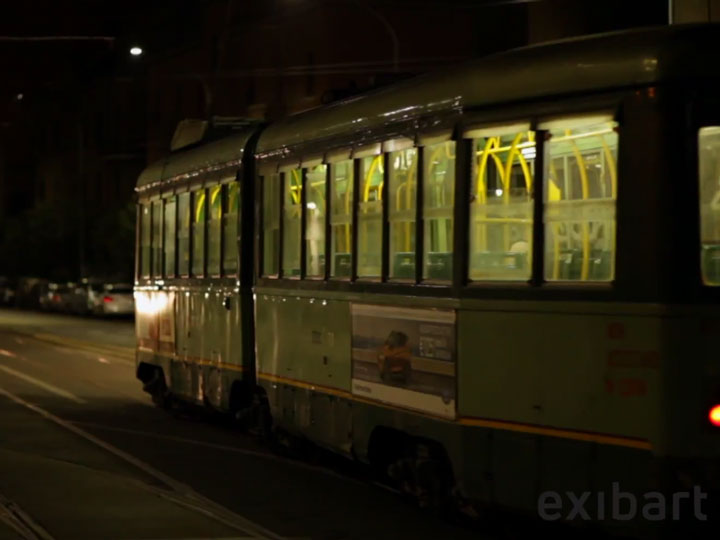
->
[129,46,143,56]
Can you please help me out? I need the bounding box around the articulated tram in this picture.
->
[134,25,720,537]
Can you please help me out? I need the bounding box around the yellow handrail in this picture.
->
[567,132,591,280]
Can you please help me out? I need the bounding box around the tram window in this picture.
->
[163,197,177,278]
[389,148,418,280]
[223,181,239,275]
[207,185,222,277]
[305,165,326,278]
[192,189,206,277]
[423,141,455,281]
[357,155,383,278]
[140,203,151,279]
[330,160,354,278]
[469,128,534,281]
[283,169,302,277]
[262,174,280,276]
[177,192,191,276]
[542,116,618,282]
[152,201,163,278]
[698,127,720,285]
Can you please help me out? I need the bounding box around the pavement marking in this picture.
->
[0,388,285,540]
[97,357,110,364]
[0,366,86,404]
[0,349,16,358]
[0,490,55,540]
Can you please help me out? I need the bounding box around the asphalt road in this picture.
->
[0,309,491,540]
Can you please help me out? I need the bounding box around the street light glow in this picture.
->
[129,46,143,56]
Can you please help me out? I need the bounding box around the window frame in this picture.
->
[253,106,621,296]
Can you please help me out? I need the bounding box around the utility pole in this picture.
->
[77,120,86,279]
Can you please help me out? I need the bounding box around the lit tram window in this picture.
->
[305,164,327,278]
[140,203,151,279]
[699,127,720,285]
[541,115,618,282]
[177,192,191,276]
[262,174,280,276]
[192,189,206,278]
[283,169,302,278]
[223,181,239,275]
[330,160,353,278]
[468,124,534,281]
[357,155,383,278]
[163,196,177,278]
[389,147,418,280]
[423,140,455,281]
[151,201,163,278]
[207,184,222,277]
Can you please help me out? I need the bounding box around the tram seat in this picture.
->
[702,244,720,284]
[426,252,453,280]
[557,249,612,280]
[558,249,582,280]
[393,252,415,279]
[590,249,612,280]
[334,253,351,277]
[472,251,527,273]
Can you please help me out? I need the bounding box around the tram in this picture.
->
[134,25,720,537]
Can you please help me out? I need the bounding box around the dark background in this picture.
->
[0,0,692,282]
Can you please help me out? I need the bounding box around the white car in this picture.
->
[92,284,134,316]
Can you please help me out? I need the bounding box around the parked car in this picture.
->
[0,276,15,306]
[91,283,134,316]
[47,282,75,312]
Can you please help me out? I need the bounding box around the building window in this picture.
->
[423,141,455,281]
[469,126,534,281]
[207,184,222,276]
[262,174,280,276]
[140,203,151,279]
[192,189,206,277]
[177,192,191,276]
[305,164,327,278]
[223,181,239,275]
[330,160,353,278]
[542,116,618,282]
[283,169,302,277]
[357,156,383,278]
[164,196,177,278]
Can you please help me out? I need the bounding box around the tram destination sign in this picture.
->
[350,304,456,419]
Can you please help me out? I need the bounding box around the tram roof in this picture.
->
[136,128,258,191]
[256,24,720,160]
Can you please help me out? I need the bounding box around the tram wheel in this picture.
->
[143,368,170,409]
[387,440,455,515]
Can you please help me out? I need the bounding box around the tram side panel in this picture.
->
[457,306,662,515]
[255,292,354,452]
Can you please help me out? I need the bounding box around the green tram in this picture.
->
[135,25,720,536]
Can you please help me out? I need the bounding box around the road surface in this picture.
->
[0,309,494,540]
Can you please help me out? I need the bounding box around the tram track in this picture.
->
[0,387,286,540]
[0,490,54,540]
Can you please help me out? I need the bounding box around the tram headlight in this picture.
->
[709,404,720,427]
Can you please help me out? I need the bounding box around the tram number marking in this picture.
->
[604,377,647,397]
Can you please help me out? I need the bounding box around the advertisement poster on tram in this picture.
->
[350,304,456,419]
